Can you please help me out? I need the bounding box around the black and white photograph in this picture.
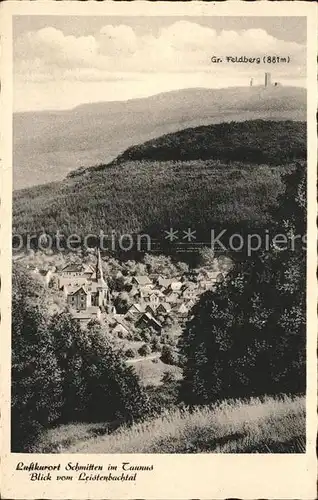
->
[10,13,309,453]
[1,2,317,499]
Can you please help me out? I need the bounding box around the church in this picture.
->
[60,249,111,316]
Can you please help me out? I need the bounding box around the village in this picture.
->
[26,249,226,342]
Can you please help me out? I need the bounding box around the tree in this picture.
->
[138,344,152,357]
[125,348,137,358]
[11,265,63,451]
[48,316,151,423]
[198,247,216,268]
[144,254,178,276]
[139,329,152,342]
[161,345,179,366]
[151,336,162,352]
[47,311,87,420]
[113,291,132,313]
[179,164,306,404]
[111,274,127,292]
[11,264,152,451]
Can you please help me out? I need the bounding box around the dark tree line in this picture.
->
[179,163,306,404]
[116,120,306,165]
[12,266,150,452]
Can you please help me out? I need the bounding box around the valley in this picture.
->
[12,95,307,456]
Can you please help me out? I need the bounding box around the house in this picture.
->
[168,281,183,292]
[134,288,149,301]
[181,281,197,291]
[72,306,101,323]
[61,248,110,312]
[165,291,181,303]
[81,264,95,279]
[149,274,164,282]
[132,276,153,289]
[199,280,214,290]
[181,286,198,300]
[103,304,117,316]
[186,299,196,309]
[199,273,223,290]
[125,303,144,319]
[123,276,133,286]
[136,312,162,332]
[39,269,54,286]
[156,277,173,289]
[194,271,206,282]
[112,317,131,337]
[145,304,158,316]
[173,303,189,316]
[60,263,87,277]
[67,286,91,310]
[204,271,224,282]
[129,286,140,298]
[27,265,39,274]
[59,275,88,290]
[145,291,164,305]
[156,303,172,315]
[112,323,130,337]
[133,287,162,303]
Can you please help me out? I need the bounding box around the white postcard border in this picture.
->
[1,2,317,499]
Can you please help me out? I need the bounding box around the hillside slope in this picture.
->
[33,395,305,453]
[14,86,306,189]
[13,120,306,245]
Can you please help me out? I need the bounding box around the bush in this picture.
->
[161,332,177,347]
[140,330,152,342]
[138,344,152,357]
[125,332,134,341]
[161,371,178,384]
[125,348,137,359]
[133,332,142,341]
[151,336,162,352]
[161,345,179,366]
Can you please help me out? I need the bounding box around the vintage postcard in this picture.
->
[0,1,317,499]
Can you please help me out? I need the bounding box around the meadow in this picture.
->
[32,395,305,454]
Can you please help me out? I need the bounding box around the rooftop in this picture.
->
[132,276,152,286]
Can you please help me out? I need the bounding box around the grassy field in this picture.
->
[33,394,305,454]
[128,357,183,386]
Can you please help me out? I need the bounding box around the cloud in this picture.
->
[14,21,306,82]
[98,24,138,55]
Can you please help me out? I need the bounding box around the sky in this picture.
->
[13,16,307,111]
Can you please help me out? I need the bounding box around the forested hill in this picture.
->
[111,120,306,167]
[13,120,306,248]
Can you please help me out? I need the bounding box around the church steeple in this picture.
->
[94,248,112,311]
[96,248,104,281]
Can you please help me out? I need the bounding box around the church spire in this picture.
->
[96,248,103,281]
